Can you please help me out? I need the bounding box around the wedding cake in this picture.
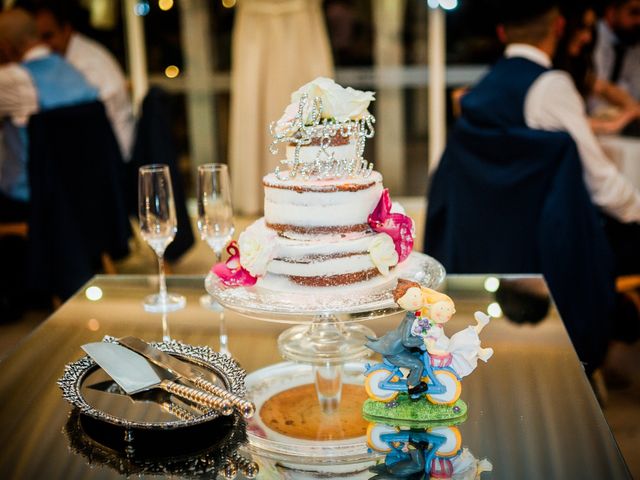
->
[215,78,415,289]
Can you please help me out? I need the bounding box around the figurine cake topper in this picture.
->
[363,279,493,423]
[269,77,376,181]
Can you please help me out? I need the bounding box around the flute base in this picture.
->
[143,293,186,313]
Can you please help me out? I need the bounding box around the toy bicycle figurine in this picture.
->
[363,279,493,422]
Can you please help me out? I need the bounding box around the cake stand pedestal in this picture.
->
[205,251,445,460]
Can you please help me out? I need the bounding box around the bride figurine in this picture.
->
[396,280,494,379]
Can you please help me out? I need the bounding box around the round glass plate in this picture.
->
[244,361,382,462]
[205,251,445,321]
[58,338,247,430]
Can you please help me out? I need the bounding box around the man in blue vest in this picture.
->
[425,1,640,375]
[0,7,98,219]
[0,7,98,321]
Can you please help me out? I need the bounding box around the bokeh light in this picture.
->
[87,318,100,331]
[158,0,174,11]
[487,302,503,318]
[222,0,237,8]
[484,277,500,293]
[134,1,150,16]
[164,65,180,78]
[85,286,103,301]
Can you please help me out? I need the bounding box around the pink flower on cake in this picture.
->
[238,220,277,277]
[368,189,415,262]
[212,241,257,287]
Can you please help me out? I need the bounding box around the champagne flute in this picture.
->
[197,163,234,354]
[139,164,186,312]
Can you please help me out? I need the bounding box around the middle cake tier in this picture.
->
[263,171,383,240]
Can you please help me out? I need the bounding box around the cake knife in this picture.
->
[82,342,233,415]
[118,336,256,418]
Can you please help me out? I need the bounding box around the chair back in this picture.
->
[425,122,615,372]
[27,101,131,299]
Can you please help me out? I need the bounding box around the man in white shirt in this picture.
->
[0,8,98,212]
[23,1,135,160]
[426,1,640,372]
[493,8,640,228]
[593,0,640,100]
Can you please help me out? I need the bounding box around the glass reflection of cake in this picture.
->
[221,78,415,291]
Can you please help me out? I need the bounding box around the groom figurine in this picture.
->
[366,280,428,396]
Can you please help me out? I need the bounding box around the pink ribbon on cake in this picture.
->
[368,189,414,262]
[212,241,258,287]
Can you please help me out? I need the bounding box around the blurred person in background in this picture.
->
[0,7,98,212]
[16,0,134,161]
[229,0,333,215]
[0,7,98,321]
[490,1,640,267]
[554,1,640,134]
[593,0,640,102]
[425,0,640,374]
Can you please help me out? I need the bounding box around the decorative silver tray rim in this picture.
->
[205,251,446,319]
[58,337,247,430]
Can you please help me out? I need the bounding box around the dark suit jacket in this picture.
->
[27,101,131,299]
[367,312,423,356]
[425,121,615,373]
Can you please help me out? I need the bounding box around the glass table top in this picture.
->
[0,274,630,479]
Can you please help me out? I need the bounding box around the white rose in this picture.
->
[368,233,399,276]
[331,87,375,122]
[238,220,277,277]
[274,102,299,135]
[289,77,375,123]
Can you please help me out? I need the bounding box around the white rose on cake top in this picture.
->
[276,77,375,130]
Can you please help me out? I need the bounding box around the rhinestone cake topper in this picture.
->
[269,85,376,181]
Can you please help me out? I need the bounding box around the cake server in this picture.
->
[81,342,233,415]
[118,336,255,418]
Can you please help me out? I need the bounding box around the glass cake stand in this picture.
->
[205,251,445,459]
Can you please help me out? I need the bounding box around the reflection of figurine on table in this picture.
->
[367,421,492,480]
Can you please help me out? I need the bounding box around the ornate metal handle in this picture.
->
[190,376,255,418]
[230,451,259,478]
[160,380,233,415]
[161,401,196,421]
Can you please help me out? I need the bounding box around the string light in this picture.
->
[165,65,180,78]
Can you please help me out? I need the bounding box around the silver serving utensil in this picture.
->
[118,336,255,418]
[81,342,233,415]
[87,380,205,421]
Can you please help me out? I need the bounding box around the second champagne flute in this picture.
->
[197,163,234,353]
[197,163,235,263]
[139,164,186,313]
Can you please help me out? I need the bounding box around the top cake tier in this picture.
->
[285,132,357,165]
[263,171,383,240]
